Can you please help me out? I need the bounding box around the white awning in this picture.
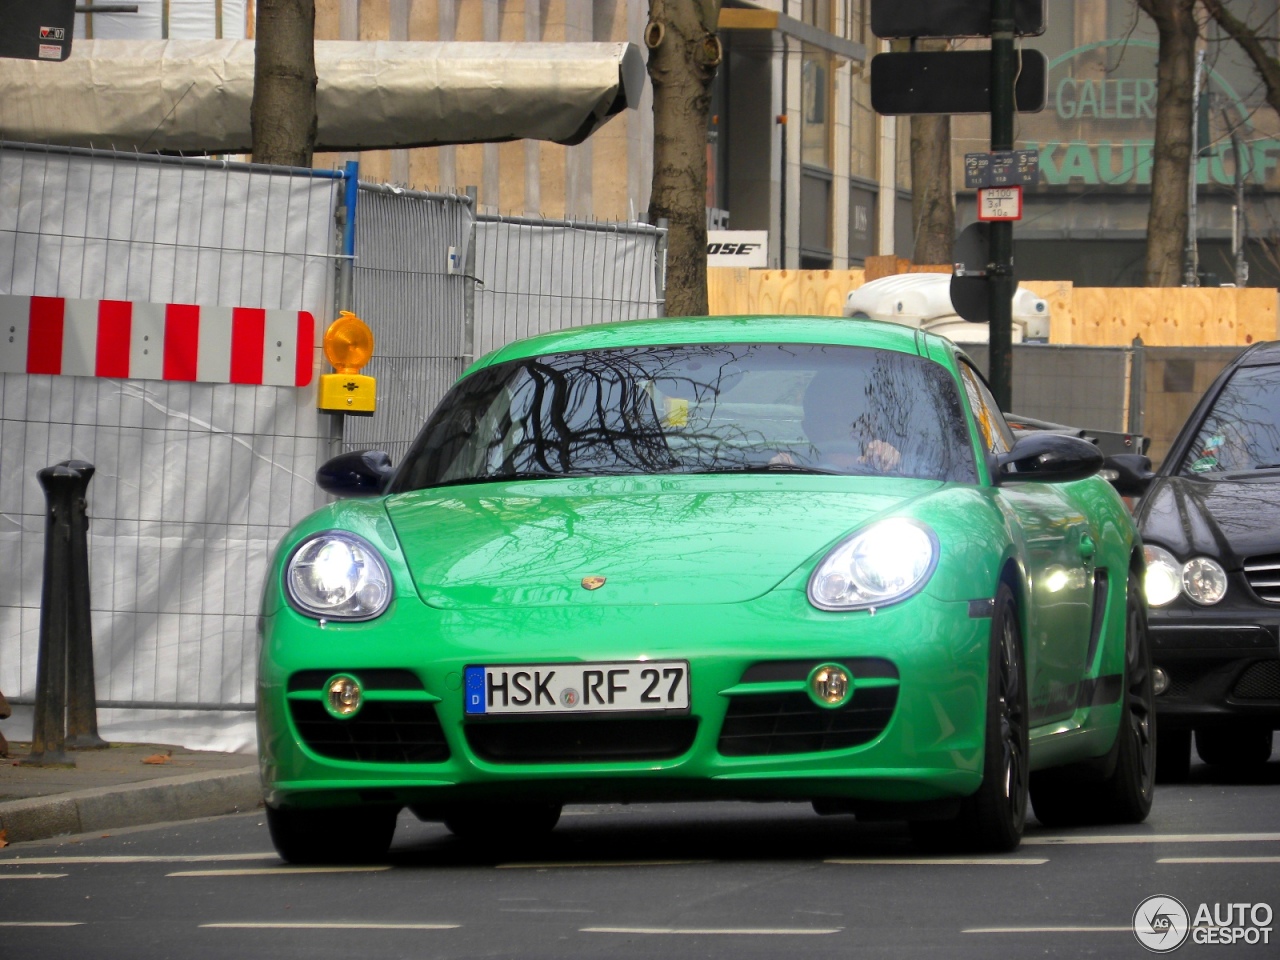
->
[0,39,645,154]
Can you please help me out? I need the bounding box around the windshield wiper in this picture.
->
[684,463,849,476]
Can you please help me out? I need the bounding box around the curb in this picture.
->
[0,767,262,844]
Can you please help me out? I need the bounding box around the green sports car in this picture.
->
[257,315,1155,862]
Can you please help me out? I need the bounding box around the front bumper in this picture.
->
[1148,601,1280,730]
[258,587,996,811]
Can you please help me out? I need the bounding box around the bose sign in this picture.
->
[707,231,768,268]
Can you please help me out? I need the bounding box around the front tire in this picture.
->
[266,804,399,865]
[432,801,563,844]
[913,583,1028,852]
[1196,726,1274,769]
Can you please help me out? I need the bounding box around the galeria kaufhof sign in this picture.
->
[1019,40,1280,189]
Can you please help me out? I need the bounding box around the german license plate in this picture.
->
[464,661,690,715]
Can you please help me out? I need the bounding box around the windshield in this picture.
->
[390,343,977,491]
[1179,363,1280,476]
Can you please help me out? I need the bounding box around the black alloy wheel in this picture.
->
[913,582,1028,852]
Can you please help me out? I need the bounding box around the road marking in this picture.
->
[0,854,277,866]
[201,922,459,931]
[0,873,68,880]
[1158,856,1280,864]
[170,866,391,877]
[965,926,1131,934]
[1024,832,1280,846]
[582,926,843,936]
[497,860,711,869]
[825,858,1047,866]
[0,921,83,927]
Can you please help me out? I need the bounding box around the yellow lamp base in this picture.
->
[318,372,376,416]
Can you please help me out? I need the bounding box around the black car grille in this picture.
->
[1231,660,1280,700]
[287,669,450,764]
[465,716,699,763]
[290,700,451,763]
[718,658,900,757]
[1244,554,1280,603]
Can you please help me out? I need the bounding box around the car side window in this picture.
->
[958,363,1015,456]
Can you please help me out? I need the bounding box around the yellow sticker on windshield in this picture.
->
[664,397,688,427]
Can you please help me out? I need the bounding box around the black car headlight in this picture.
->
[808,518,939,611]
[285,532,392,621]
[1143,544,1227,607]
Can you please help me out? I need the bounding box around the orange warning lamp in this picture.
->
[318,311,377,415]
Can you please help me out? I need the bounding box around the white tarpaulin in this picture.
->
[0,145,339,753]
[0,39,644,154]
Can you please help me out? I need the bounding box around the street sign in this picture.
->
[952,221,1020,324]
[964,150,1040,188]
[0,0,74,62]
[977,187,1023,221]
[871,50,1047,115]
[872,0,1046,38]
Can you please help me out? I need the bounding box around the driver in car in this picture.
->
[773,368,903,473]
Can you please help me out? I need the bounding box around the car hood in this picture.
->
[1139,474,1280,565]
[384,475,940,607]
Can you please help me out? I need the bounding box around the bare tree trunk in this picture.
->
[251,0,317,167]
[910,114,954,265]
[646,0,722,317]
[1136,0,1198,287]
[908,39,954,267]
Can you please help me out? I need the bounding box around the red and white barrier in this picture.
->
[0,295,315,386]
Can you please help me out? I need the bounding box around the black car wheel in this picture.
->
[1030,571,1155,826]
[1156,729,1192,782]
[266,804,399,865]
[1196,726,1275,769]
[441,801,563,843]
[913,583,1027,852]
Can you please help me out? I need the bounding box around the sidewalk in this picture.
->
[0,739,261,845]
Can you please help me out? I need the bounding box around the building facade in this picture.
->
[69,1,1280,285]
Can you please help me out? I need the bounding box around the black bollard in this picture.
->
[27,464,79,766]
[60,460,107,750]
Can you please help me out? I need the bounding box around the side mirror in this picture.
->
[1100,453,1156,497]
[994,432,1104,486]
[317,450,394,497]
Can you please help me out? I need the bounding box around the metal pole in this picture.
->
[1231,127,1249,287]
[988,0,1015,411]
[28,465,81,766]
[1183,50,1204,287]
[61,460,107,749]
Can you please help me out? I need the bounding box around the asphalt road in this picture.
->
[1,759,1277,960]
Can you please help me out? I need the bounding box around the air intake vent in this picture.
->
[1244,554,1280,603]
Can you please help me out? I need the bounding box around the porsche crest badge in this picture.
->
[580,576,607,591]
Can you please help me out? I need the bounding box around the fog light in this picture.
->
[324,673,363,718]
[808,663,853,708]
[1152,666,1170,696]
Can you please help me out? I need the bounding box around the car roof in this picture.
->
[470,315,955,371]
[1235,339,1280,368]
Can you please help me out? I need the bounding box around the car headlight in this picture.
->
[808,518,938,611]
[1143,544,1228,607]
[1143,545,1182,607]
[285,532,392,621]
[1182,556,1227,605]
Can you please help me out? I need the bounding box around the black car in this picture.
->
[1109,340,1280,780]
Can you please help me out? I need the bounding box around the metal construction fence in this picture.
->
[342,187,667,464]
[0,144,668,750]
[0,142,344,750]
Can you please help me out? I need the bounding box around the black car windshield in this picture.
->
[1179,363,1280,476]
[390,343,978,491]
